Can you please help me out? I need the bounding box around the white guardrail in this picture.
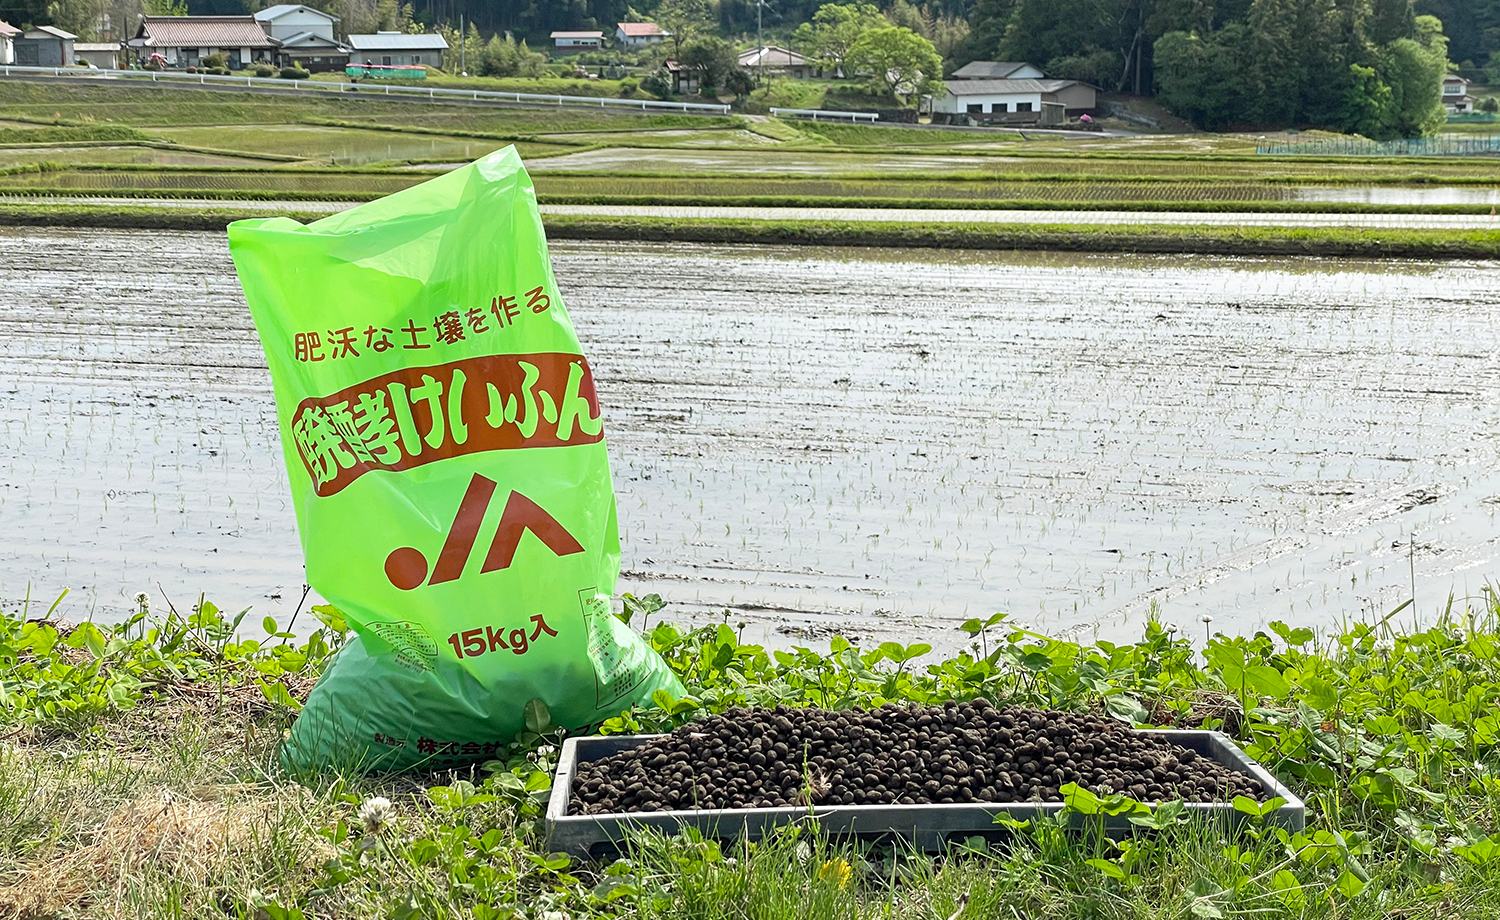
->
[769,107,878,122]
[0,64,733,114]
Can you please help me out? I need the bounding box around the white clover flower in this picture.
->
[358,796,393,834]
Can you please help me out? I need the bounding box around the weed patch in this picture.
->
[5,587,1500,917]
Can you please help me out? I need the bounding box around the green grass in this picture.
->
[0,202,1496,259]
[536,214,1500,259]
[0,123,149,144]
[5,587,1500,917]
[0,146,276,168]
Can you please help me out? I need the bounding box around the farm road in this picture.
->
[7,196,1500,229]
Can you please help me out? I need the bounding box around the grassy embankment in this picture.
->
[3,588,1500,918]
[4,162,1500,214]
[0,201,1494,258]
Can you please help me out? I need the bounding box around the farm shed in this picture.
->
[128,16,278,69]
[347,31,448,69]
[73,42,120,69]
[14,26,76,67]
[664,59,698,94]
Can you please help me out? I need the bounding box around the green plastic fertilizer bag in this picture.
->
[227,147,682,772]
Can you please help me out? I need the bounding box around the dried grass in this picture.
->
[0,784,293,920]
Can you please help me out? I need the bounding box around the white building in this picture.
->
[1443,74,1475,114]
[950,60,1045,80]
[615,22,668,48]
[347,31,449,68]
[73,41,121,69]
[551,30,604,51]
[738,45,821,79]
[254,4,350,71]
[0,20,18,65]
[934,78,1096,126]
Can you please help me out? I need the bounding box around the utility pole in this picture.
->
[756,0,765,85]
[459,12,466,75]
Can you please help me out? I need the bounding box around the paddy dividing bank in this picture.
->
[2,200,1500,258]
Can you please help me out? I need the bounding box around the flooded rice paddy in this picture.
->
[3,229,1498,650]
[149,124,512,165]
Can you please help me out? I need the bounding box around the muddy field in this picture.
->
[2,229,1498,649]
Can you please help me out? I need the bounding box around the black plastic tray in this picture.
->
[545,728,1305,859]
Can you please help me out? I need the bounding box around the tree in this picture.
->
[1369,0,1416,44]
[1,0,51,27]
[1378,15,1448,136]
[846,25,944,97]
[955,0,1017,67]
[1152,26,1249,129]
[887,0,972,60]
[45,0,108,37]
[679,35,739,91]
[1045,49,1122,85]
[650,0,712,57]
[791,2,886,73]
[438,21,483,74]
[479,34,547,76]
[1147,0,1447,136]
[1333,61,1393,136]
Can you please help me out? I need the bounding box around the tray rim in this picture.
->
[544,727,1306,856]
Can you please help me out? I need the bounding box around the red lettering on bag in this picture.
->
[290,353,604,497]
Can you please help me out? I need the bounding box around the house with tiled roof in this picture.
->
[738,45,821,79]
[128,15,279,69]
[1444,74,1476,114]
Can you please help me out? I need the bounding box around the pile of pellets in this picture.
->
[570,700,1265,814]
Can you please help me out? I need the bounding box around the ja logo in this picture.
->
[384,473,584,590]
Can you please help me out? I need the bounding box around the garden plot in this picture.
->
[2,230,1499,649]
